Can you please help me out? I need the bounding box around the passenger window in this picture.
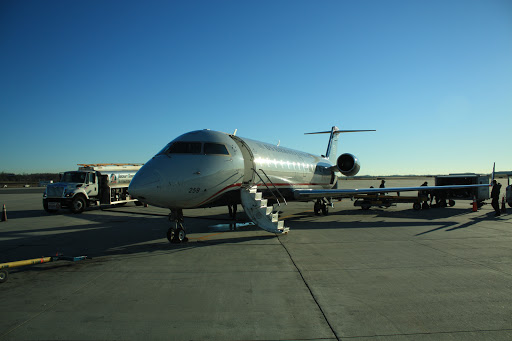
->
[168,142,202,154]
[204,143,229,155]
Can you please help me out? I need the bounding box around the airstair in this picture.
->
[240,185,289,234]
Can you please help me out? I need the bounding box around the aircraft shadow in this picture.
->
[0,202,495,276]
[318,206,476,221]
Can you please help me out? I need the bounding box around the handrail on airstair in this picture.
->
[251,168,288,206]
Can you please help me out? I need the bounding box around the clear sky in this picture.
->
[1,0,511,175]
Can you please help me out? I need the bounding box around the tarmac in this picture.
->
[0,178,511,340]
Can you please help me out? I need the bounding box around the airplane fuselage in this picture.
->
[129,129,336,209]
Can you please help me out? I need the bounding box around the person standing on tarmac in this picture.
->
[491,180,501,216]
[379,180,386,195]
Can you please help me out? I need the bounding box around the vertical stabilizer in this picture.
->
[325,126,340,162]
[305,126,376,161]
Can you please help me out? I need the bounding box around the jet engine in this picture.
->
[336,153,360,176]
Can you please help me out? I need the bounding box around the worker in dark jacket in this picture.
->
[491,180,501,216]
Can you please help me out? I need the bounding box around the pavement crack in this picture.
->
[277,235,340,341]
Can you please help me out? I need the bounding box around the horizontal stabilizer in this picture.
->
[305,129,376,135]
[305,126,376,162]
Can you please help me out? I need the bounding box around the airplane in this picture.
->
[128,126,492,243]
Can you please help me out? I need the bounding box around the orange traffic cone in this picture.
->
[1,204,6,222]
[472,196,478,212]
[501,196,507,214]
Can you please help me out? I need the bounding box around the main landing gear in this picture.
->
[314,198,331,216]
[167,209,188,243]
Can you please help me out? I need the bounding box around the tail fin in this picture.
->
[305,126,376,162]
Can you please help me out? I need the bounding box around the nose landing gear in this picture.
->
[167,209,188,243]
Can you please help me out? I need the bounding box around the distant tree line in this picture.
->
[0,172,61,184]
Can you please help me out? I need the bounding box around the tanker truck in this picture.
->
[43,163,143,214]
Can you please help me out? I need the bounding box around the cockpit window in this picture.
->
[204,143,229,155]
[167,142,202,154]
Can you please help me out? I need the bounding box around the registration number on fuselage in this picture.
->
[188,187,201,194]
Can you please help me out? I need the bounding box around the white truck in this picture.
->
[43,163,143,214]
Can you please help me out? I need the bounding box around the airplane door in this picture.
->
[230,136,255,185]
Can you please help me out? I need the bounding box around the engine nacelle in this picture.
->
[336,153,360,176]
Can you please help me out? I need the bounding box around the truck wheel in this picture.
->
[71,196,86,214]
[413,202,421,210]
[448,200,455,207]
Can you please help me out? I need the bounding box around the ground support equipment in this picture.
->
[0,254,89,283]
[353,194,429,211]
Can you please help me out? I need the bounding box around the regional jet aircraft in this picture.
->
[129,127,491,243]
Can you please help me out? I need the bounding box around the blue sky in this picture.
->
[1,0,511,175]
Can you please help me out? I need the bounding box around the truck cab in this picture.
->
[43,163,143,214]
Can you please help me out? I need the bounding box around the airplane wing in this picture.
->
[293,183,490,200]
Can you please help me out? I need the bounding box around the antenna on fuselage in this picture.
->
[233,129,237,136]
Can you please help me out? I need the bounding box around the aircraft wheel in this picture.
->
[361,202,371,210]
[314,202,321,216]
[448,200,455,207]
[174,228,187,243]
[321,205,329,216]
[413,202,421,210]
[422,202,429,209]
[0,270,8,283]
[166,227,175,243]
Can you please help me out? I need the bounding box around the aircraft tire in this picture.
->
[413,202,421,210]
[314,202,321,216]
[321,205,329,216]
[361,201,371,210]
[448,200,455,207]
[422,202,430,209]
[166,228,175,243]
[175,228,187,243]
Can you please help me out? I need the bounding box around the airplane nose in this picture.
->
[129,168,162,201]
